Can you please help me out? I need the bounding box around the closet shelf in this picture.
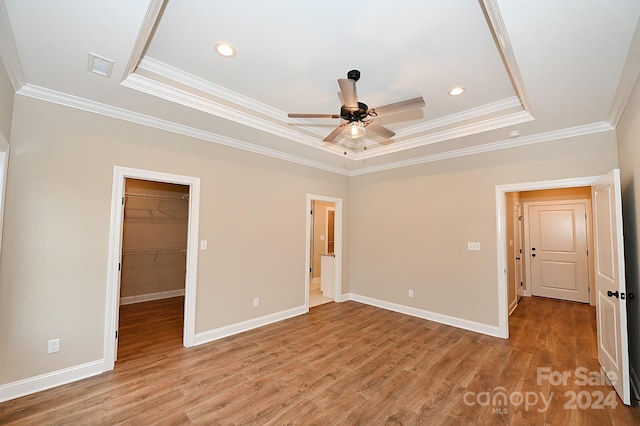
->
[123,247,186,262]
[125,193,189,201]
[124,193,189,222]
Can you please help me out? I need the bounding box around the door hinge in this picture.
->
[309,267,312,273]
[122,196,125,206]
[115,330,118,338]
[588,287,591,293]
[310,210,313,215]
[520,282,524,287]
[519,216,523,221]
[587,250,589,256]
[118,262,121,271]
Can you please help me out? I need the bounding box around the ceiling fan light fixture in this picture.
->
[214,42,237,58]
[449,87,465,96]
[343,121,366,139]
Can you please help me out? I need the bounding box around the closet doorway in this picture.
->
[118,179,189,362]
[104,166,201,371]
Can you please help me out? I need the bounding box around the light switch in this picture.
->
[200,240,208,250]
[467,242,481,251]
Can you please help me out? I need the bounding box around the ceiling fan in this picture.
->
[288,70,425,144]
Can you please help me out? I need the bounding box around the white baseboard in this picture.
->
[0,359,104,403]
[346,293,502,338]
[509,299,518,315]
[120,289,185,305]
[193,305,308,346]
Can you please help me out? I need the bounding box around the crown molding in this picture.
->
[139,57,287,122]
[17,84,350,175]
[348,121,614,176]
[350,110,534,161]
[121,71,335,150]
[0,0,25,91]
[400,96,522,136]
[16,84,614,178]
[128,62,534,160]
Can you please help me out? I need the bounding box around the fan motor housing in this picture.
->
[340,102,369,122]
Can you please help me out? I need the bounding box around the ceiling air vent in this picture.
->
[87,52,114,78]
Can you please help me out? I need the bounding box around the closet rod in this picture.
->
[125,193,189,202]
[122,247,187,255]
[123,247,186,263]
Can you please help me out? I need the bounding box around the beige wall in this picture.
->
[349,132,618,326]
[0,54,13,142]
[0,95,350,384]
[616,74,640,383]
[0,90,624,389]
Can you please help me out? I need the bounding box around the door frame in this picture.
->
[103,166,200,371]
[495,175,600,338]
[511,202,523,311]
[305,194,343,307]
[0,134,8,259]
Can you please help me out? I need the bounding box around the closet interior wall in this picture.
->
[121,179,189,305]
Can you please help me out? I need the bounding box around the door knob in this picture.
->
[607,290,619,298]
[531,247,536,251]
[531,253,536,257]
[516,257,521,260]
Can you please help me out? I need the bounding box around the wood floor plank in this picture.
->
[1,296,640,424]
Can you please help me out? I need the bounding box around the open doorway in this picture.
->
[309,200,335,307]
[104,166,201,371]
[117,179,189,362]
[506,186,595,314]
[496,171,631,404]
[306,194,343,309]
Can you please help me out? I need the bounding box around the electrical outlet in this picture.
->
[408,290,414,298]
[253,297,259,308]
[467,242,481,251]
[200,240,208,250]
[48,338,60,354]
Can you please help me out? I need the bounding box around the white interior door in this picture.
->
[528,202,590,303]
[592,169,630,405]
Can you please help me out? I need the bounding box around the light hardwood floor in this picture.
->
[1,296,640,424]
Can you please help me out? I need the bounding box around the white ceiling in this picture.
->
[1,0,639,175]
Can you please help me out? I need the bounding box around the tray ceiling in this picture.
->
[2,0,639,174]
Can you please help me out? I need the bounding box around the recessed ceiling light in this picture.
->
[214,42,237,58]
[449,87,465,96]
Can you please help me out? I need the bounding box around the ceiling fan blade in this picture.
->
[338,78,358,108]
[323,123,347,142]
[288,113,340,119]
[370,97,425,117]
[366,121,395,139]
